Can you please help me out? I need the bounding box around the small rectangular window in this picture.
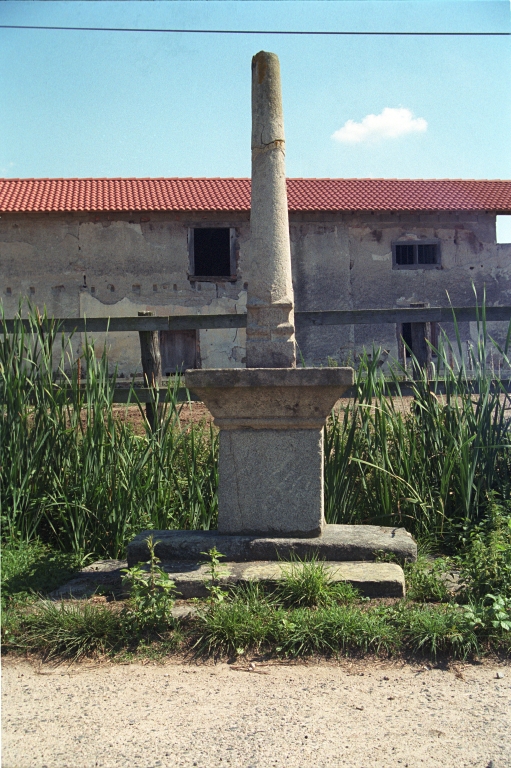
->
[393,240,441,270]
[188,227,236,280]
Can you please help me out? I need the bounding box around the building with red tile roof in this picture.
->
[1,177,510,372]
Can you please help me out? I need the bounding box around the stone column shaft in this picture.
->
[246,51,296,369]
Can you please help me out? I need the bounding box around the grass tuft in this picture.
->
[4,601,123,661]
[276,556,359,608]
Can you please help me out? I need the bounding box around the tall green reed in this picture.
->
[0,303,218,558]
[2,297,509,559]
[325,297,511,548]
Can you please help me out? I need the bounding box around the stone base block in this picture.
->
[48,560,127,600]
[127,524,417,567]
[219,428,324,535]
[185,367,354,536]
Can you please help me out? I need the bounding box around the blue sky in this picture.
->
[0,0,510,185]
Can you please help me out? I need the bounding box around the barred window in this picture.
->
[393,240,441,269]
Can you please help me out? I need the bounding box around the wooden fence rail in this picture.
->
[3,305,511,334]
[3,305,511,417]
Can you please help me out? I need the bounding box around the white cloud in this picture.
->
[331,107,427,144]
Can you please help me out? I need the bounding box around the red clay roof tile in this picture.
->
[0,177,510,214]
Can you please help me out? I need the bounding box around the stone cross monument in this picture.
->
[127,51,416,590]
[185,51,353,537]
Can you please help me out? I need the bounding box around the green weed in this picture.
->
[324,294,511,549]
[273,605,400,658]
[404,556,452,603]
[276,556,359,608]
[200,546,229,604]
[121,535,179,632]
[455,495,511,600]
[0,303,218,559]
[398,603,480,659]
[194,585,280,657]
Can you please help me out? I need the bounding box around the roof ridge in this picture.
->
[1,176,509,182]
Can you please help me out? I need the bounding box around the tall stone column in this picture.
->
[185,51,353,536]
[246,51,296,369]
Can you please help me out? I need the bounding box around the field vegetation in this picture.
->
[1,300,510,661]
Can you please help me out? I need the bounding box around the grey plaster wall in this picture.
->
[291,211,511,368]
[1,209,510,373]
[0,211,250,372]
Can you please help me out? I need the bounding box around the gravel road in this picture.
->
[2,659,510,768]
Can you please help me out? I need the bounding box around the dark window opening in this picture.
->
[401,322,413,351]
[417,243,437,264]
[395,244,414,265]
[159,330,199,375]
[393,240,440,269]
[193,228,231,277]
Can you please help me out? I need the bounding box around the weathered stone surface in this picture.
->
[48,560,127,599]
[219,428,324,535]
[155,560,405,599]
[127,524,417,567]
[185,368,353,536]
[48,558,405,600]
[246,51,296,368]
[185,367,353,430]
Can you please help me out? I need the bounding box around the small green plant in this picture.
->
[463,594,511,633]
[456,495,511,600]
[405,556,452,603]
[200,546,229,604]
[277,556,359,608]
[3,601,122,661]
[398,603,479,659]
[486,594,511,632]
[121,535,178,631]
[193,583,279,657]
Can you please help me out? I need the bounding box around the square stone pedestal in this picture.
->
[185,367,353,537]
[219,428,324,535]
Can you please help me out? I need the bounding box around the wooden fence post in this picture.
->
[409,302,432,380]
[138,311,162,431]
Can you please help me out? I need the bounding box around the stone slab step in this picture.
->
[127,524,416,567]
[161,561,406,599]
[49,560,405,600]
[48,560,127,600]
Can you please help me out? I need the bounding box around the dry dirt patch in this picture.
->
[111,402,213,434]
[2,659,509,768]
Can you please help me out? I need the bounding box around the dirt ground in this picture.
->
[111,392,511,435]
[2,658,510,768]
[111,401,213,433]
[110,398,417,435]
